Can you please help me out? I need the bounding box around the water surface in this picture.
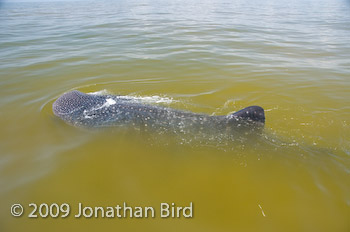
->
[0,0,350,231]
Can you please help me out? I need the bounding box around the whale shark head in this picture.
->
[52,90,108,126]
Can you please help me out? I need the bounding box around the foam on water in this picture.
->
[122,95,176,104]
[88,90,110,96]
[88,90,176,105]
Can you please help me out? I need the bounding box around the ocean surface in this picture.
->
[0,0,350,231]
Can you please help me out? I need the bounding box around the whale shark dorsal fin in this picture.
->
[228,106,265,124]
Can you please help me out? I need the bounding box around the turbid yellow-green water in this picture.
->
[1,0,350,231]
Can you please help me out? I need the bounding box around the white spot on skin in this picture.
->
[105,98,116,106]
[92,98,116,110]
[83,110,93,119]
[83,98,116,119]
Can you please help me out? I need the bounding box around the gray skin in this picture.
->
[52,90,265,134]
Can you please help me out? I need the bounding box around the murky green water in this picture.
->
[1,0,350,231]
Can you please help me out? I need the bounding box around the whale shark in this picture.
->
[52,90,265,134]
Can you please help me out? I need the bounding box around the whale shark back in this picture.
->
[52,90,265,133]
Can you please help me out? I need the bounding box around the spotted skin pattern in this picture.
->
[52,90,265,134]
